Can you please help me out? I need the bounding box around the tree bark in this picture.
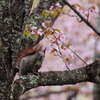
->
[0,0,33,99]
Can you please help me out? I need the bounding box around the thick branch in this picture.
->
[12,59,100,98]
[63,0,100,37]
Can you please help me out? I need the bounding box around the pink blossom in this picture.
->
[76,7,81,11]
[50,22,53,25]
[83,10,89,15]
[50,6,54,10]
[42,22,47,28]
[61,46,67,50]
[49,37,56,43]
[69,53,74,59]
[37,29,43,35]
[87,7,97,14]
[55,3,62,8]
[25,29,29,32]
[31,26,37,34]
[59,34,66,42]
[76,7,85,14]
[31,31,35,34]
[31,26,37,31]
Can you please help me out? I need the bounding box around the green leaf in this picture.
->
[24,31,31,37]
[34,33,39,39]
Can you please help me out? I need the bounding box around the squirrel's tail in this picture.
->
[16,44,42,68]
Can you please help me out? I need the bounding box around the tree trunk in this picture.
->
[0,0,33,99]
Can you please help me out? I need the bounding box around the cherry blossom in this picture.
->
[42,22,47,28]
[37,29,43,35]
[31,26,37,34]
[49,6,54,10]
[31,26,37,31]
[69,53,75,59]
[55,3,62,8]
[49,36,56,43]
[59,34,67,42]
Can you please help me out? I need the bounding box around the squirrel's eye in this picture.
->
[37,52,40,55]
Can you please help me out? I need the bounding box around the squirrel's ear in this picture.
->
[38,46,42,51]
[43,48,46,53]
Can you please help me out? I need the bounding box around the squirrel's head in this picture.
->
[34,47,46,71]
[36,46,46,60]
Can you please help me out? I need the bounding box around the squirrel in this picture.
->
[16,44,46,76]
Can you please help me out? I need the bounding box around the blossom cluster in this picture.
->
[49,2,62,10]
[74,4,97,19]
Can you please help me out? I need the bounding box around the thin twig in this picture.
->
[46,35,70,71]
[59,39,87,66]
[53,33,70,71]
[63,0,100,37]
[57,41,70,71]
[46,36,62,58]
[68,47,87,65]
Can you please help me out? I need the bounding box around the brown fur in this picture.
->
[16,44,46,76]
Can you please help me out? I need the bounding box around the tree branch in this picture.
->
[63,0,100,37]
[12,59,100,99]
